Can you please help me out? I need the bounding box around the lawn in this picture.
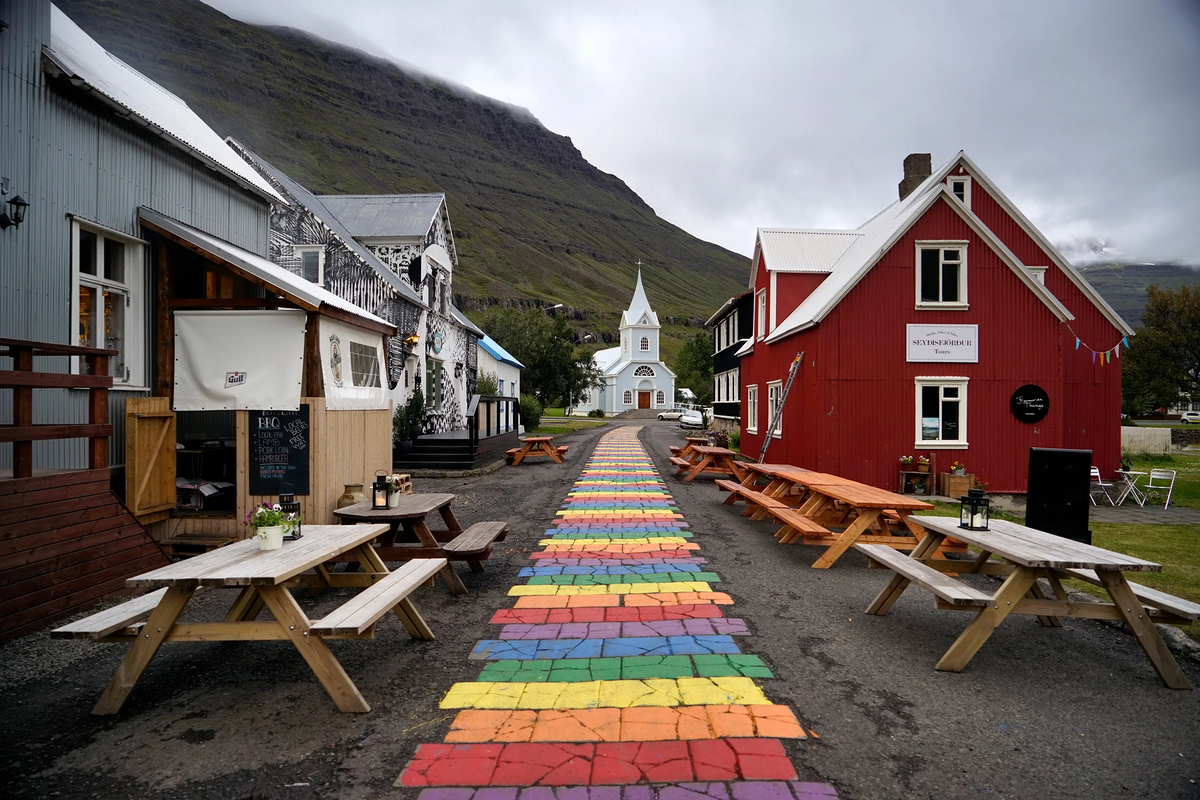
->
[542,407,567,417]
[531,418,608,435]
[1126,453,1200,509]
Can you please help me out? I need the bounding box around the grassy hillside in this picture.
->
[1078,262,1200,328]
[55,0,748,356]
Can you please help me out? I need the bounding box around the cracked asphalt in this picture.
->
[2,420,1197,799]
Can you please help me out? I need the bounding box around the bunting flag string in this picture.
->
[1068,325,1127,366]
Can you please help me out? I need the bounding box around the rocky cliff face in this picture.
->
[56,0,747,360]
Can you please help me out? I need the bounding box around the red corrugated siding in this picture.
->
[774,273,827,324]
[740,192,1122,493]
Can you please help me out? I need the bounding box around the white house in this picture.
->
[478,334,523,399]
[585,270,676,414]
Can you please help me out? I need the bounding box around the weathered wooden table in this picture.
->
[509,435,565,465]
[671,445,747,482]
[53,524,447,714]
[859,515,1198,688]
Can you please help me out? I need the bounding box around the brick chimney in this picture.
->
[898,153,932,200]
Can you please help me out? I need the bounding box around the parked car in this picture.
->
[1181,411,1200,424]
[657,408,685,421]
[679,409,705,429]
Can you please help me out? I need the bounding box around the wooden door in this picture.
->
[125,396,176,523]
[638,391,651,409]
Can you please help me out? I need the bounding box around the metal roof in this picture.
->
[450,306,484,337]
[44,7,282,205]
[138,208,393,331]
[315,194,446,241]
[592,347,623,375]
[227,140,425,308]
[479,335,524,369]
[705,291,752,327]
[757,229,862,274]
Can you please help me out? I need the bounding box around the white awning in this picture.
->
[173,310,306,411]
[319,317,390,410]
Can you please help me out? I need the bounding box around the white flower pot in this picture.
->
[256,525,285,550]
[388,491,400,508]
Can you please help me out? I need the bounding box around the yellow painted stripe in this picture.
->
[508,582,713,596]
[439,677,771,710]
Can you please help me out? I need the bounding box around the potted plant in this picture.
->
[899,455,914,469]
[951,460,966,476]
[915,456,930,473]
[245,502,295,551]
[407,389,425,441]
[386,474,405,507]
[393,405,412,457]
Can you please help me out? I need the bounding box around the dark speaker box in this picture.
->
[1026,447,1092,544]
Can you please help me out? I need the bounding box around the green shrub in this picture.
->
[407,389,425,434]
[588,408,606,418]
[392,404,409,443]
[476,370,499,396]
[520,394,543,431]
[729,429,740,450]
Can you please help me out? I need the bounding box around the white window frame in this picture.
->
[293,244,325,285]
[639,336,649,352]
[746,385,758,434]
[914,376,968,449]
[656,390,665,406]
[766,381,783,438]
[948,176,971,208]
[756,290,768,340]
[1028,266,1048,285]
[622,389,633,406]
[70,219,147,388]
[915,241,969,310]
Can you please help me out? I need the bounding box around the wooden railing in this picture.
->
[0,337,117,479]
[466,394,520,449]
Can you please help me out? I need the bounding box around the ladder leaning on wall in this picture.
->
[758,351,803,464]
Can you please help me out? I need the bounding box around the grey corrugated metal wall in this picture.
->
[0,0,270,471]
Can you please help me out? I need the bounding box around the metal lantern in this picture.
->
[371,470,389,510]
[958,487,991,531]
[278,481,302,540]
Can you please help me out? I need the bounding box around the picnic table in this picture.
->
[717,463,962,568]
[669,444,747,483]
[668,436,709,461]
[333,494,508,595]
[859,515,1199,688]
[507,435,568,465]
[52,524,447,714]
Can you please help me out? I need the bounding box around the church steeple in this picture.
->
[621,264,660,328]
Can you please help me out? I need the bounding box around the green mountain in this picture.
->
[1077,263,1200,328]
[55,0,748,363]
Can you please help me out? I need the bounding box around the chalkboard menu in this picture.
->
[248,405,310,495]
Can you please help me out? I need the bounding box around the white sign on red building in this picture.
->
[906,324,979,363]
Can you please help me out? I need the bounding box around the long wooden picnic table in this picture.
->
[859,515,1198,688]
[57,525,446,714]
[671,444,747,483]
[720,462,962,568]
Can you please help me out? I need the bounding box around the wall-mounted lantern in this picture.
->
[0,177,29,231]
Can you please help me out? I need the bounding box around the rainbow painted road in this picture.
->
[397,427,838,800]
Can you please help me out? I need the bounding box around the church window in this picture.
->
[634,365,655,377]
[622,390,633,405]
[656,390,665,406]
[639,336,649,351]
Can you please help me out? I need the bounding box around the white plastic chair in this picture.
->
[1141,469,1176,509]
[1088,466,1115,506]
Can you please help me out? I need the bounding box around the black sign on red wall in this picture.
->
[1011,384,1050,423]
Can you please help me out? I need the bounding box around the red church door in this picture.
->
[637,391,651,409]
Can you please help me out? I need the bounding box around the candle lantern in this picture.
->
[372,470,389,510]
[958,487,991,531]
[278,482,302,540]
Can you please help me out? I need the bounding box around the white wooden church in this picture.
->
[584,270,676,414]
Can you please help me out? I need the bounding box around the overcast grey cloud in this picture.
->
[205,0,1200,264]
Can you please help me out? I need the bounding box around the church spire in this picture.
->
[621,261,660,328]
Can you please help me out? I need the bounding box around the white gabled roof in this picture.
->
[763,152,1080,344]
[755,229,862,278]
[44,7,283,205]
[592,347,623,375]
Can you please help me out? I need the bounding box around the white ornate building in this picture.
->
[585,270,676,414]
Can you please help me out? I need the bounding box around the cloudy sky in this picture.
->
[204,0,1200,265]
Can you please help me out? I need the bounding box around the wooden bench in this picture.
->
[444,521,510,571]
[310,558,446,638]
[51,589,169,640]
[856,544,993,607]
[715,480,790,521]
[669,456,692,471]
[669,445,682,455]
[557,445,569,456]
[1061,568,1200,621]
[764,506,835,544]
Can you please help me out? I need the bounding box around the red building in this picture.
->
[737,153,1133,494]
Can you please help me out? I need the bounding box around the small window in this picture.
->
[916,242,967,308]
[746,385,759,433]
[425,359,444,411]
[639,336,649,352]
[756,290,767,339]
[656,390,665,406]
[1028,266,1048,285]
[294,246,325,285]
[766,381,783,437]
[498,379,505,395]
[915,377,968,447]
[349,342,381,387]
[73,221,145,385]
[634,365,655,377]
[948,176,971,207]
[622,390,633,405]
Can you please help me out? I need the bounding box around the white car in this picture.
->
[679,409,705,429]
[1181,411,1200,424]
[657,408,685,421]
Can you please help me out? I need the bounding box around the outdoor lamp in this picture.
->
[278,482,302,540]
[404,333,420,346]
[958,487,991,531]
[372,470,389,510]
[0,194,28,230]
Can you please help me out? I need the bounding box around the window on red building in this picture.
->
[915,377,968,447]
[916,242,968,308]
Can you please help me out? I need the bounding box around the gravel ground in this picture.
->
[2,420,1198,799]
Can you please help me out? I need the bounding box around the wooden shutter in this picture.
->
[125,396,176,522]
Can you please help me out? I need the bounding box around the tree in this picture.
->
[1122,285,1200,413]
[673,331,714,404]
[480,308,598,407]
